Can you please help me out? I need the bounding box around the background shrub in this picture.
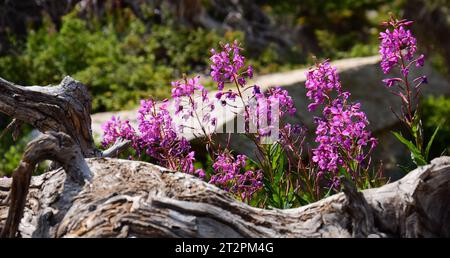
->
[421,96,450,159]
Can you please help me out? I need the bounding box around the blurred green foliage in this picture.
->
[0,118,46,177]
[0,1,406,114]
[421,96,450,159]
[0,141,24,177]
[0,9,244,113]
[0,1,403,115]
[258,0,396,60]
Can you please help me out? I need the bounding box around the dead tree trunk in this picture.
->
[0,76,98,157]
[0,155,448,238]
[0,76,128,237]
[0,76,449,238]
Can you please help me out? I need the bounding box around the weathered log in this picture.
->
[1,75,449,238]
[0,131,92,237]
[0,76,98,157]
[0,76,131,238]
[0,156,449,238]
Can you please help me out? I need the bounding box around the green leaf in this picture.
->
[411,112,420,139]
[295,192,312,206]
[425,126,440,161]
[397,164,413,174]
[261,142,293,209]
[391,131,427,166]
[323,185,335,198]
[338,166,352,181]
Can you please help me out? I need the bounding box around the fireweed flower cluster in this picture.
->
[102,99,197,174]
[172,76,210,116]
[210,41,296,137]
[209,40,304,201]
[103,39,383,207]
[210,41,255,131]
[102,116,135,146]
[170,72,263,200]
[305,61,341,112]
[379,17,432,166]
[208,41,302,200]
[250,86,296,137]
[210,40,253,91]
[171,75,216,133]
[305,61,377,188]
[256,86,296,117]
[379,17,427,124]
[210,153,263,202]
[379,21,417,74]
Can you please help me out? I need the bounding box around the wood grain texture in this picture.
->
[0,156,448,238]
[0,76,130,237]
[0,76,98,157]
[1,75,449,238]
[0,131,92,237]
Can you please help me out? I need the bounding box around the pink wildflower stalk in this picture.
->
[379,17,427,127]
[305,60,377,189]
[379,17,433,166]
[102,99,196,174]
[210,152,263,203]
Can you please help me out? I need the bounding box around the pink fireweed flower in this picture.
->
[379,25,417,74]
[171,76,207,115]
[210,40,253,92]
[194,169,206,179]
[312,95,377,173]
[235,170,264,201]
[210,40,257,135]
[171,76,216,133]
[171,76,203,99]
[137,100,177,152]
[102,99,197,174]
[379,17,427,126]
[382,78,403,88]
[416,54,425,67]
[305,61,377,187]
[101,116,135,147]
[379,18,427,78]
[137,100,194,171]
[265,87,297,117]
[305,60,341,111]
[209,153,263,201]
[247,65,254,79]
[249,86,297,137]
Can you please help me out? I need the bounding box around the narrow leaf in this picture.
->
[391,131,427,166]
[425,126,440,161]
